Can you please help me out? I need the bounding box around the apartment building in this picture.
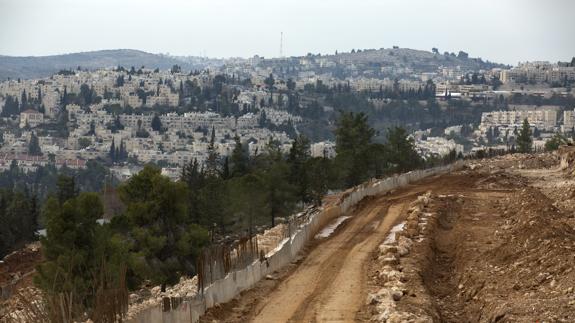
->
[19,109,44,128]
[480,110,558,131]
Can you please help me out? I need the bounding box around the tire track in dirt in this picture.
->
[251,182,441,322]
[200,174,469,323]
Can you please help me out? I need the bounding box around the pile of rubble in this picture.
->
[474,171,528,190]
[0,242,41,287]
[466,152,558,172]
[366,192,436,322]
[125,276,199,320]
[384,165,575,322]
[470,188,575,319]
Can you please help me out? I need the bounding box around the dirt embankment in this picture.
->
[0,243,41,294]
[364,155,575,323]
[200,173,476,323]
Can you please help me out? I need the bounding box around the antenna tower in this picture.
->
[280,32,283,58]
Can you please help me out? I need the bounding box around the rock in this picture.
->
[129,293,139,303]
[397,245,409,257]
[379,269,403,283]
[380,256,399,266]
[265,274,276,280]
[150,286,161,296]
[396,236,413,257]
[366,293,380,305]
[379,245,397,255]
[391,290,403,301]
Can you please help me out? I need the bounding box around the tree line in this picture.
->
[30,112,437,321]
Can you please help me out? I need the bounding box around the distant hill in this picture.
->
[0,47,508,81]
[0,49,213,80]
[261,47,509,75]
[335,47,508,71]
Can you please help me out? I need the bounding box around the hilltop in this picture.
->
[259,47,509,76]
[0,49,217,80]
[0,47,508,81]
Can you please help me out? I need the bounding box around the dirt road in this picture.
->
[201,174,471,323]
[252,199,397,323]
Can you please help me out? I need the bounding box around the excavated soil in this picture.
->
[200,174,476,322]
[363,154,575,322]
[205,153,575,323]
[4,153,575,323]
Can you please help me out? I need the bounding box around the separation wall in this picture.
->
[127,162,461,323]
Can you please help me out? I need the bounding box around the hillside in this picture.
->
[331,47,506,71]
[0,49,211,80]
[260,47,508,77]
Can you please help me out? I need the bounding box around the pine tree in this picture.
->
[205,126,220,177]
[334,112,375,187]
[517,118,533,153]
[385,127,422,173]
[151,115,163,133]
[119,165,209,291]
[230,135,248,177]
[109,138,116,162]
[222,156,230,180]
[288,135,311,202]
[20,89,28,111]
[35,191,128,320]
[119,139,127,161]
[260,146,296,227]
[28,132,42,156]
[181,159,204,224]
[56,175,77,206]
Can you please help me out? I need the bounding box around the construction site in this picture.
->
[2,150,575,322]
[199,150,575,323]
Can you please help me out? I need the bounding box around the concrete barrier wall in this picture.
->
[127,162,461,322]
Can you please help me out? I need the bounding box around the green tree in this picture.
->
[306,157,333,205]
[181,159,204,224]
[264,73,275,103]
[288,134,311,202]
[516,118,533,153]
[57,175,77,206]
[205,127,220,177]
[151,114,163,133]
[0,190,38,257]
[118,165,208,290]
[109,138,116,162]
[334,111,376,187]
[230,135,249,177]
[1,95,20,117]
[385,127,422,173]
[259,144,296,227]
[35,192,128,321]
[78,137,92,149]
[544,133,568,151]
[28,132,42,156]
[226,174,267,236]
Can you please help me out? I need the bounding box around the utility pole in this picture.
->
[280,32,283,58]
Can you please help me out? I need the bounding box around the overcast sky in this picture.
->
[0,0,573,65]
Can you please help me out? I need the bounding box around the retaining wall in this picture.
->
[127,162,461,322]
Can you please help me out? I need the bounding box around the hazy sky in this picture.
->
[1,0,573,65]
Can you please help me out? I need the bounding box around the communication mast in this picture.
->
[280,32,283,58]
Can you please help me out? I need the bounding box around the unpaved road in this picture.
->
[252,200,400,323]
[201,174,470,323]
